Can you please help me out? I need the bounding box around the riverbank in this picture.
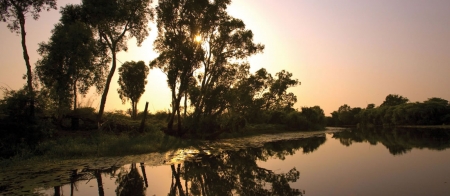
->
[0,128,344,195]
[0,124,335,165]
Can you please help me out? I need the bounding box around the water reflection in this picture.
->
[40,136,327,196]
[332,127,450,155]
[115,163,146,196]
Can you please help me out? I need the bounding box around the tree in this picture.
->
[425,97,448,105]
[380,94,409,107]
[189,1,264,133]
[81,0,154,122]
[151,0,264,135]
[263,70,299,111]
[0,0,57,117]
[117,61,149,119]
[35,5,108,114]
[366,103,375,109]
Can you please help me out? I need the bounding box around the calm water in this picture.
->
[3,128,450,195]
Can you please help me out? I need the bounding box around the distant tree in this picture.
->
[117,61,149,119]
[263,70,299,110]
[424,97,448,105]
[301,106,326,129]
[337,104,352,125]
[380,94,409,107]
[0,0,57,117]
[81,0,154,122]
[35,5,109,114]
[366,103,376,109]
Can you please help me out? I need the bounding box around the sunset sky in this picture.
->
[1,0,450,115]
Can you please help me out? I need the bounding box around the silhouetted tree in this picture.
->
[263,70,299,110]
[366,103,375,109]
[35,5,108,114]
[117,61,149,119]
[0,0,57,118]
[380,94,409,107]
[151,0,263,136]
[80,0,154,123]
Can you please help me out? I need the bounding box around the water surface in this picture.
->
[2,127,450,195]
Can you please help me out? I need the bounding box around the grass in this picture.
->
[34,130,201,159]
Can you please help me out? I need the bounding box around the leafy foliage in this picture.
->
[0,0,57,118]
[380,94,409,107]
[328,95,450,127]
[117,61,149,119]
[0,0,56,33]
[81,0,154,121]
[35,6,109,113]
[151,0,264,135]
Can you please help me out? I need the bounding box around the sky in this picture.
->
[1,0,450,116]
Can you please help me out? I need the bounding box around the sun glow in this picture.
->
[194,35,202,42]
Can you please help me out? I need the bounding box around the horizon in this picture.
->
[1,0,450,116]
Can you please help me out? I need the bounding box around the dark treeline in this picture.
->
[327,94,450,127]
[0,0,327,158]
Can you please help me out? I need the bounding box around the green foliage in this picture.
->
[117,61,149,119]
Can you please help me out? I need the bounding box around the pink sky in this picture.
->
[1,0,450,115]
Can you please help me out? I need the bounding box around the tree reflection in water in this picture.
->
[47,136,328,195]
[167,137,326,196]
[115,163,146,196]
[332,127,450,155]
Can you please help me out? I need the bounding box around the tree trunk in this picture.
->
[72,81,79,130]
[167,84,177,133]
[184,91,187,118]
[18,12,34,118]
[139,102,148,132]
[97,47,117,125]
[73,80,77,111]
[131,100,136,119]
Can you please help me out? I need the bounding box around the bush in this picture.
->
[0,87,55,158]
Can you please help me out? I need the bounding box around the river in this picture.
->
[1,127,450,195]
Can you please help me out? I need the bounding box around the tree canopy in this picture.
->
[380,94,409,107]
[117,61,149,119]
[80,0,154,122]
[151,0,264,135]
[0,0,57,117]
[35,5,109,113]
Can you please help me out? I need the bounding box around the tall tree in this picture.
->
[117,61,149,119]
[35,5,109,114]
[189,1,264,132]
[0,0,57,117]
[151,0,264,135]
[151,0,206,134]
[81,0,154,122]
